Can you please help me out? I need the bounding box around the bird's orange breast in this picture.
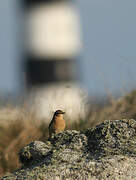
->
[53,117,65,133]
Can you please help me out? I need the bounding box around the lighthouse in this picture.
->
[23,0,88,123]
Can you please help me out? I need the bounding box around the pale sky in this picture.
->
[0,0,136,96]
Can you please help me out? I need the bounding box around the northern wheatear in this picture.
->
[49,110,65,138]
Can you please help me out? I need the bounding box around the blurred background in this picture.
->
[1,0,136,177]
[0,0,136,98]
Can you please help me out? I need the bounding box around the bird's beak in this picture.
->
[62,111,65,114]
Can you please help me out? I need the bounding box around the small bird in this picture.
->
[49,110,65,138]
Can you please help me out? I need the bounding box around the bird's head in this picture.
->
[54,110,65,117]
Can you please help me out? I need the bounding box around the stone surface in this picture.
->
[1,119,136,180]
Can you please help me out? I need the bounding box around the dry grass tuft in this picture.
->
[0,113,48,177]
[85,90,136,127]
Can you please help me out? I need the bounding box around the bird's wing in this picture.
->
[49,117,54,129]
[49,120,52,129]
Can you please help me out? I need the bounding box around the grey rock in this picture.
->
[1,119,136,180]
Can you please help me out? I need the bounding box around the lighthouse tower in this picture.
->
[23,0,88,122]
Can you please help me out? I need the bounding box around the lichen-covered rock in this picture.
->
[19,141,52,166]
[85,119,136,158]
[1,119,136,180]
